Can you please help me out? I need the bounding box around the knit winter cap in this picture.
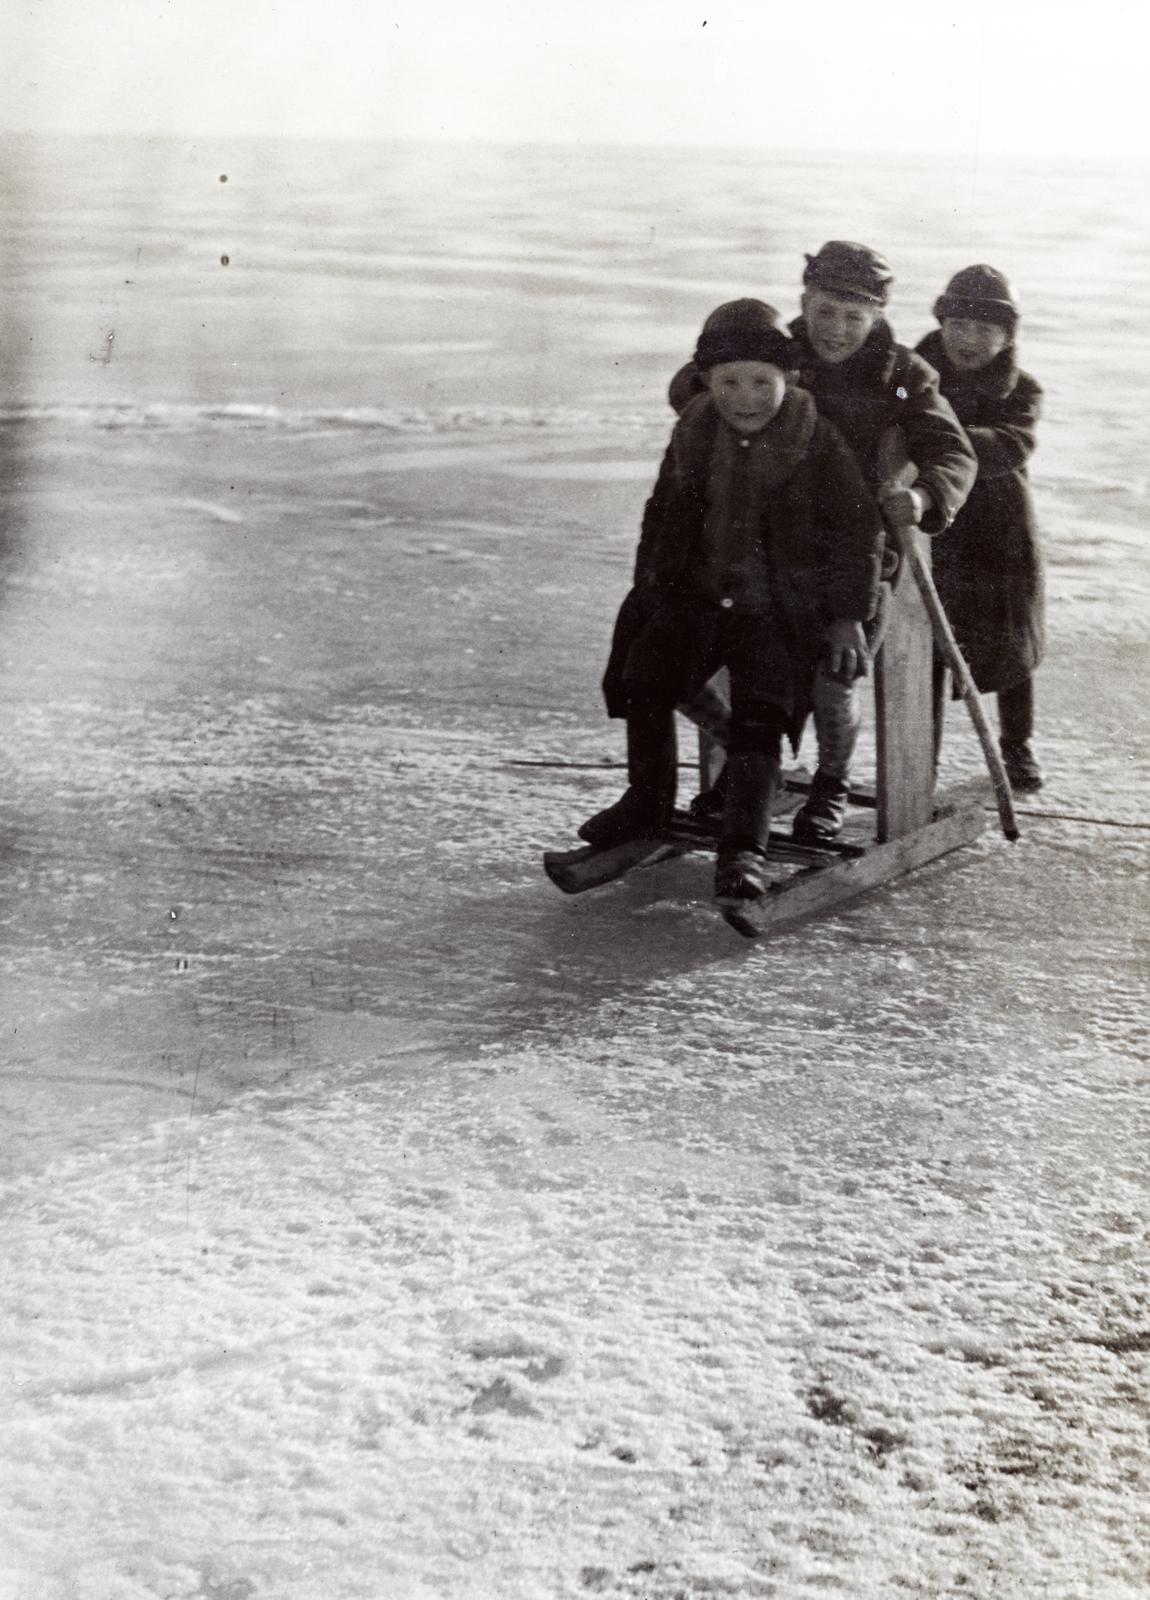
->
[693,298,795,371]
[933,264,1019,329]
[802,241,894,306]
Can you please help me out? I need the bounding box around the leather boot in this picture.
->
[998,680,1042,791]
[687,762,727,827]
[1000,740,1043,793]
[714,749,779,898]
[579,708,677,846]
[791,770,850,844]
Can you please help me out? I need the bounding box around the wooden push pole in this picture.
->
[890,523,1020,842]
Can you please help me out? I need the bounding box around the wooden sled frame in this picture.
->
[543,530,987,939]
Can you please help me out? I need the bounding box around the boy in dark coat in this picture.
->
[670,243,978,840]
[917,266,1045,791]
[583,299,884,901]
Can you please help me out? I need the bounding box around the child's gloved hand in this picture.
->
[879,483,932,530]
[824,619,870,681]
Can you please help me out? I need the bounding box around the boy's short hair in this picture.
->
[802,241,893,306]
[694,298,795,371]
[933,265,1019,330]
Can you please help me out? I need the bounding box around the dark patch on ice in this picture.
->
[1076,1327,1150,1354]
[395,1185,452,1209]
[806,1384,906,1464]
[469,1334,538,1361]
[469,1376,539,1417]
[580,1570,610,1591]
[468,1336,566,1382]
[806,1384,857,1427]
[197,1577,254,1600]
[961,1348,1006,1367]
[525,1353,566,1382]
[863,1425,907,1465]
[956,1434,1063,1524]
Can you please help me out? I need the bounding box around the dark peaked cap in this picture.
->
[802,241,894,305]
[933,264,1019,329]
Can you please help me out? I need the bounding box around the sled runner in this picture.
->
[543,805,867,896]
[543,523,994,940]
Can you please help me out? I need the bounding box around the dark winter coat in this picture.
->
[602,387,884,743]
[668,317,978,536]
[915,329,1044,692]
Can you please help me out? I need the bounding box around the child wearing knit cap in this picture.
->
[670,243,977,840]
[584,299,884,902]
[917,266,1046,791]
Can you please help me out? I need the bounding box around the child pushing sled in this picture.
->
[917,265,1047,792]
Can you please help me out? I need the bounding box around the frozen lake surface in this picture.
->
[1,137,1148,1598]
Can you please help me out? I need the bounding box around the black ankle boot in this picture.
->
[792,770,849,844]
[688,763,728,827]
[1000,740,1043,793]
[714,843,769,898]
[578,789,664,847]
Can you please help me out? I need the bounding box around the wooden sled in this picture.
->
[543,527,988,940]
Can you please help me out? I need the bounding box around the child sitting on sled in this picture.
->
[581,299,884,901]
[916,266,1046,791]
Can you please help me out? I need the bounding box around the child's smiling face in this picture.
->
[801,288,882,364]
[940,316,1011,371]
[703,360,788,434]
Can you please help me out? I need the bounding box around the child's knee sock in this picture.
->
[811,667,861,781]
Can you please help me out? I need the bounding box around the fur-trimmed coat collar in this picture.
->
[789,315,903,388]
[673,385,819,493]
[916,328,1020,401]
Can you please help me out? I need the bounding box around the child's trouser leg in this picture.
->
[583,603,720,846]
[578,701,678,847]
[997,676,1043,791]
[791,667,860,843]
[998,676,1034,745]
[714,712,784,899]
[626,702,678,816]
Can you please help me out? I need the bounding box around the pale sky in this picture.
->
[3,0,1147,158]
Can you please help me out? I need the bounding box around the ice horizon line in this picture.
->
[0,125,1145,171]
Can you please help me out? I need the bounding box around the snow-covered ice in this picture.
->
[1,137,1148,1598]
